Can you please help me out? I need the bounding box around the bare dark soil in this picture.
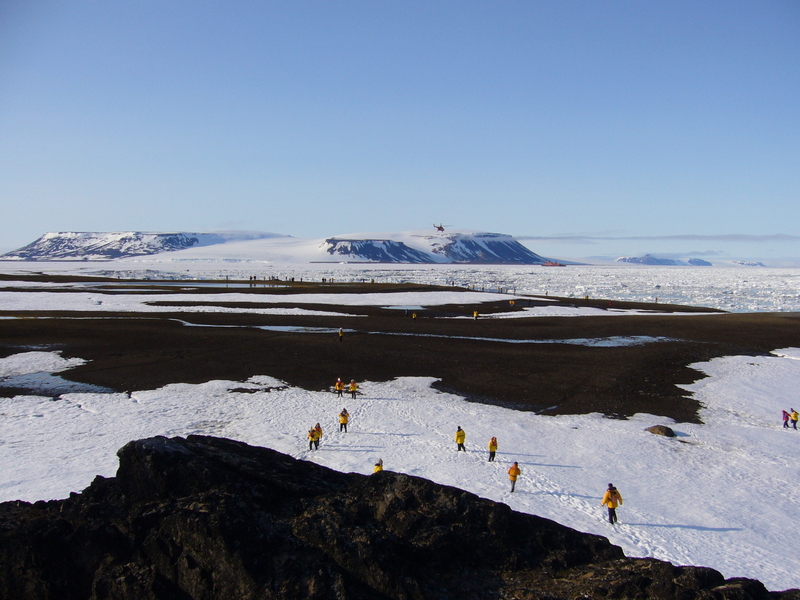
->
[2,275,800,423]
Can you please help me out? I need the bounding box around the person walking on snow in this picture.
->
[307,428,320,451]
[334,378,344,398]
[339,408,349,432]
[488,437,498,462]
[783,410,791,428]
[791,409,799,430]
[455,426,466,451]
[312,423,323,449]
[601,483,623,524]
[349,380,358,399]
[508,462,521,492]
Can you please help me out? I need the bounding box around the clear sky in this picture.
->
[1,1,798,261]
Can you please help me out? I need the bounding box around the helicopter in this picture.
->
[433,223,451,232]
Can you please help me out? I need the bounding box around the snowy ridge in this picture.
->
[0,231,286,261]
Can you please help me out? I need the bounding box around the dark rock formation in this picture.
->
[646,425,677,437]
[0,436,796,600]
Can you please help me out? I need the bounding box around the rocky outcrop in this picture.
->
[0,435,796,600]
[646,425,677,437]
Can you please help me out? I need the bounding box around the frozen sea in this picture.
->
[2,260,800,313]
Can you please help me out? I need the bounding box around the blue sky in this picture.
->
[1,1,798,261]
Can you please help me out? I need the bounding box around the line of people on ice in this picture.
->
[308,386,625,524]
[782,409,799,429]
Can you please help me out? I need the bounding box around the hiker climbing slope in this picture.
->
[601,483,623,524]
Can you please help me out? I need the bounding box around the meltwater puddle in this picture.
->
[170,319,675,347]
[370,332,677,347]
[0,372,114,397]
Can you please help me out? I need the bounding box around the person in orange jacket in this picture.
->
[334,378,344,398]
[455,426,466,451]
[601,483,623,524]
[508,461,521,492]
[488,437,498,462]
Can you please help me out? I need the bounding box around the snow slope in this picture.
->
[1,348,799,590]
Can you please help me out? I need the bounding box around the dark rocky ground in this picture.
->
[2,434,798,600]
[2,275,800,423]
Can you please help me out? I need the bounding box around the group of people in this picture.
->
[455,427,622,521]
[307,404,623,523]
[307,423,323,450]
[454,427,522,494]
[782,409,799,429]
[334,378,359,399]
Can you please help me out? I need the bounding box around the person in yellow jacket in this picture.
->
[307,428,321,450]
[455,426,466,451]
[373,458,383,473]
[508,461,521,492]
[488,437,498,462]
[791,408,799,430]
[334,378,344,398]
[339,408,349,433]
[312,423,323,449]
[601,483,623,524]
[349,380,358,399]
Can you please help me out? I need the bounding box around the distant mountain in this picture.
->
[617,254,712,266]
[321,239,437,263]
[0,231,286,261]
[2,230,549,264]
[732,260,766,267]
[322,232,547,264]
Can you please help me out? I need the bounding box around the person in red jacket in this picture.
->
[601,483,623,524]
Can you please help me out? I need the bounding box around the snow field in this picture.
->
[1,349,800,589]
[4,260,799,312]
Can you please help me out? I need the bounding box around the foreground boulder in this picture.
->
[646,425,677,437]
[0,435,796,600]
